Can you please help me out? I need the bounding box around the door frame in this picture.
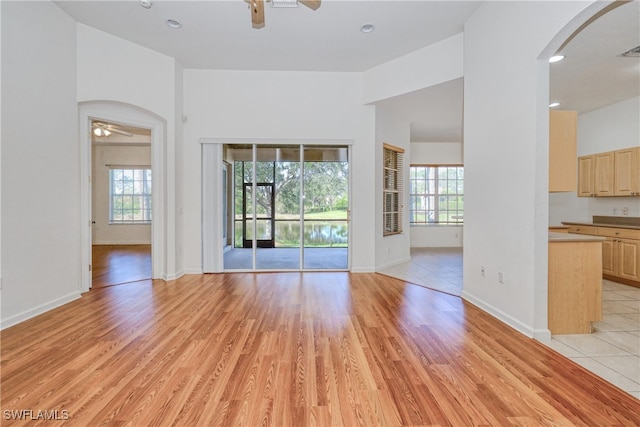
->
[79,101,167,292]
[242,182,276,248]
[201,138,352,272]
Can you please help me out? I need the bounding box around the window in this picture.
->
[109,168,152,224]
[383,144,404,235]
[410,165,463,225]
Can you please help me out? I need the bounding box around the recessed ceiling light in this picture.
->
[549,102,561,108]
[166,19,182,29]
[361,24,375,33]
[549,55,565,63]
[140,0,152,9]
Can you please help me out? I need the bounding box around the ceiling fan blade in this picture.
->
[299,0,320,10]
[245,0,265,29]
[107,127,134,137]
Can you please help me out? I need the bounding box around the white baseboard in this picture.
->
[1,291,81,330]
[376,256,412,272]
[183,268,204,275]
[533,329,552,341]
[162,271,184,281]
[461,290,536,338]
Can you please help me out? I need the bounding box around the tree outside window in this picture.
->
[410,165,463,225]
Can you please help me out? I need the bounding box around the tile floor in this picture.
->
[378,247,463,296]
[380,249,639,399]
[541,279,640,398]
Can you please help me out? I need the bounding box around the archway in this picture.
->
[79,101,167,292]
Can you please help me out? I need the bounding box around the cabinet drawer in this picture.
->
[597,227,640,240]
[567,225,598,235]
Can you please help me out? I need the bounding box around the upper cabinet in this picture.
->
[614,147,639,196]
[549,110,577,192]
[577,155,594,197]
[594,151,614,196]
[578,147,639,197]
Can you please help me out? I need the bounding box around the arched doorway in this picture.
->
[79,101,167,292]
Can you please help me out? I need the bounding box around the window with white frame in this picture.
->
[383,144,404,235]
[410,165,463,225]
[109,168,152,224]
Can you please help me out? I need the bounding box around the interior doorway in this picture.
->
[89,119,153,288]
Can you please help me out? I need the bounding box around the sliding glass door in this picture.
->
[302,146,349,269]
[223,143,349,271]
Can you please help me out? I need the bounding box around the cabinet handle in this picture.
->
[615,231,620,235]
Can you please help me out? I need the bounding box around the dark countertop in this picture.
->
[562,221,640,230]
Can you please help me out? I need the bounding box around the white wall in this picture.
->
[76,24,181,279]
[462,0,598,339]
[578,96,640,156]
[1,1,80,327]
[549,97,640,225]
[182,70,377,272]
[363,33,463,104]
[375,107,411,269]
[92,144,152,244]
[410,142,463,247]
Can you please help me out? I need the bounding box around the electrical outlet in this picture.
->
[622,207,629,215]
[498,271,504,283]
[481,266,486,277]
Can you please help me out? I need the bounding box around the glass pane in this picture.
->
[245,186,254,217]
[303,146,348,270]
[255,220,272,240]
[255,185,272,218]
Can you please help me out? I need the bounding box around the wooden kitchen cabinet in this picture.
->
[578,147,639,197]
[619,239,640,282]
[614,147,639,196]
[549,110,577,192]
[601,238,616,276]
[566,225,597,235]
[600,237,640,282]
[594,151,615,196]
[577,155,595,197]
[565,224,640,287]
[548,237,603,334]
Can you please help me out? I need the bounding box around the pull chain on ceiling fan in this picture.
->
[245,0,321,29]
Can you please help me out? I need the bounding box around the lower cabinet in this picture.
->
[619,239,640,282]
[566,225,640,287]
[602,238,616,276]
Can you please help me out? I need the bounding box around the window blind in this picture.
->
[383,143,404,235]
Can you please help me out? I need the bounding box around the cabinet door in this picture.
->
[577,155,594,197]
[601,238,617,276]
[594,151,615,196]
[614,148,638,196]
[618,239,640,282]
[549,110,577,192]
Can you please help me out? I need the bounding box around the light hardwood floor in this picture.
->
[92,244,151,288]
[1,272,638,426]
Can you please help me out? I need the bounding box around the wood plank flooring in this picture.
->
[1,272,639,426]
[92,244,151,288]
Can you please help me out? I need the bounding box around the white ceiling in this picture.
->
[56,0,481,71]
[57,0,639,143]
[550,0,640,114]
